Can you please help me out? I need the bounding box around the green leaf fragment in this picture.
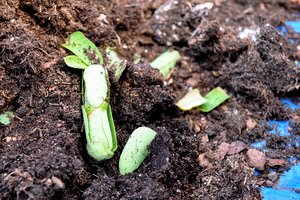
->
[107,105,118,152]
[105,47,126,82]
[133,53,141,64]
[62,31,103,65]
[0,111,14,126]
[199,87,230,112]
[63,55,88,69]
[119,127,157,175]
[150,50,180,77]
[176,89,207,111]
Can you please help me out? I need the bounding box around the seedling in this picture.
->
[150,49,180,77]
[63,31,117,161]
[119,127,157,175]
[63,32,158,173]
[0,111,14,126]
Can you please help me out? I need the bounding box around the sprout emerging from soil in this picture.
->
[62,32,117,161]
[0,111,14,126]
[150,49,180,77]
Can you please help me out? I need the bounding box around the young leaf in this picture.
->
[119,127,157,175]
[0,111,14,126]
[150,50,180,77]
[62,31,103,65]
[63,55,88,69]
[176,89,207,111]
[199,87,230,112]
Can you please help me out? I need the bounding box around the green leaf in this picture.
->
[0,111,14,126]
[63,55,88,69]
[199,87,230,112]
[176,89,207,111]
[150,50,180,77]
[119,127,157,175]
[62,31,103,65]
[105,47,127,82]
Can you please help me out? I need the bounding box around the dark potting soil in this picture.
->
[1,0,300,199]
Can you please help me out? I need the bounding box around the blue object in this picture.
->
[277,165,300,190]
[286,21,300,33]
[268,120,291,137]
[261,188,300,200]
[281,98,300,111]
[251,140,267,151]
[277,25,288,35]
[295,136,300,148]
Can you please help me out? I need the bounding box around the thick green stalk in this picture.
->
[82,64,117,161]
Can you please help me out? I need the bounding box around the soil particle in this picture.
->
[267,158,287,167]
[227,141,247,155]
[214,142,230,161]
[247,149,267,170]
[198,153,212,168]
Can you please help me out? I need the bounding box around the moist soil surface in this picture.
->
[1,0,300,199]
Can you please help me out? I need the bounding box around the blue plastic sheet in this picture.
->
[281,98,300,110]
[277,165,300,190]
[286,21,300,33]
[261,188,300,200]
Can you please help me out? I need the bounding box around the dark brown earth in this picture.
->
[1,0,300,199]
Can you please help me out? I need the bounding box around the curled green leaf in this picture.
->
[119,127,157,175]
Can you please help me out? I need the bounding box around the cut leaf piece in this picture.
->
[119,127,157,175]
[0,111,14,126]
[63,55,88,69]
[199,87,230,112]
[150,50,180,77]
[176,89,207,111]
[62,31,103,65]
[105,47,127,82]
